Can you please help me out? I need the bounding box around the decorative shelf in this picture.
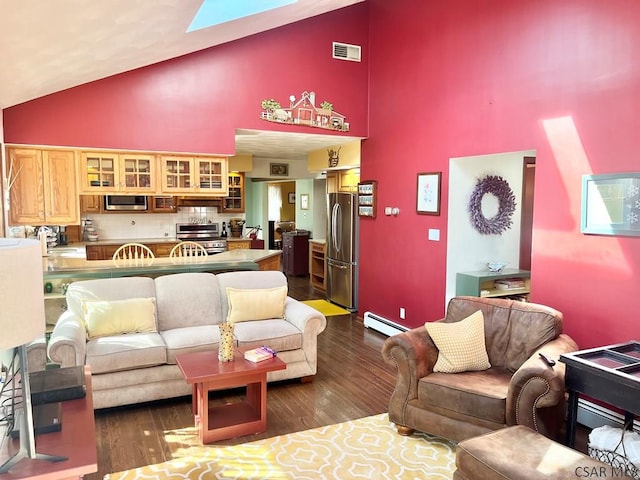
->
[357,181,377,218]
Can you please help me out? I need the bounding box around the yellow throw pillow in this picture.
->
[425,310,491,373]
[82,297,157,339]
[226,286,287,323]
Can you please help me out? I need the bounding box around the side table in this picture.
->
[560,341,640,447]
[176,349,286,444]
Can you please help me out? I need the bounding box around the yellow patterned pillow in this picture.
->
[425,310,491,373]
[82,297,157,339]
[226,286,287,323]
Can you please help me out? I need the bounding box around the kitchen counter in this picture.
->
[43,249,282,280]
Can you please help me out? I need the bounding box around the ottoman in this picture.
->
[454,425,631,480]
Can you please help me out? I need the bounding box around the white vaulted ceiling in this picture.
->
[0,0,365,159]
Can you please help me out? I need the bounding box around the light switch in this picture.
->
[428,229,440,241]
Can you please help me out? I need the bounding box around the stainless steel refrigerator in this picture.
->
[327,192,358,311]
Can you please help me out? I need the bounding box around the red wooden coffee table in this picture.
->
[176,349,286,444]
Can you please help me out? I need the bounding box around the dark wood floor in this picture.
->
[87,276,396,479]
[86,275,589,479]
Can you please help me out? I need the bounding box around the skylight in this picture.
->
[188,0,297,32]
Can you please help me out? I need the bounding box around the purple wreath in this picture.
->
[468,175,516,235]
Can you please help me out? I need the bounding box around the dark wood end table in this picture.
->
[175,349,286,444]
[560,340,640,447]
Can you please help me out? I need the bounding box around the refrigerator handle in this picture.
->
[328,261,348,269]
[331,202,341,253]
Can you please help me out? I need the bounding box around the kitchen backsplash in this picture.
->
[8,207,247,241]
[86,207,247,240]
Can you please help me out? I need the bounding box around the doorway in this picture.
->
[445,149,536,302]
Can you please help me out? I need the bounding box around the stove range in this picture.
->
[176,223,227,254]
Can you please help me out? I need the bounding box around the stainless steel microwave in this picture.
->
[104,195,148,211]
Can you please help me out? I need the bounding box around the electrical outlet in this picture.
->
[400,307,405,319]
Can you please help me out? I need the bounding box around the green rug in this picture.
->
[301,299,351,316]
[105,413,457,479]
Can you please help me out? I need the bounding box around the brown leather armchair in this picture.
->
[381,296,578,443]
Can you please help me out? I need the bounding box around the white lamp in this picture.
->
[0,238,65,472]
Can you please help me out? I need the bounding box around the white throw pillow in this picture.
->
[82,297,157,339]
[226,286,287,323]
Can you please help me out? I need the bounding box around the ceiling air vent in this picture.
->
[332,42,361,62]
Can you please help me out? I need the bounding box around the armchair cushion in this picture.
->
[425,310,491,373]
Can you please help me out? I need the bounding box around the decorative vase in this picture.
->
[218,322,235,362]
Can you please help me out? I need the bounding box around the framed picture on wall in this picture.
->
[416,172,441,215]
[300,194,309,210]
[288,192,296,204]
[581,172,640,236]
[270,163,289,176]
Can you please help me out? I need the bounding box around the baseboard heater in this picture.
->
[578,399,639,432]
[363,311,407,337]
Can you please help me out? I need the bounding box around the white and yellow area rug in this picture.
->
[105,413,457,479]
[301,299,351,316]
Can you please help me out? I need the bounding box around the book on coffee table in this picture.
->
[244,346,277,363]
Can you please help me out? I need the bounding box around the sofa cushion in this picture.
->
[161,325,222,364]
[66,277,156,321]
[86,332,167,374]
[217,271,288,322]
[425,310,491,373]
[233,319,303,352]
[226,286,287,323]
[419,368,511,424]
[154,273,224,331]
[83,297,157,339]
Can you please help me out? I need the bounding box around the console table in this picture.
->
[0,366,96,479]
[560,341,640,447]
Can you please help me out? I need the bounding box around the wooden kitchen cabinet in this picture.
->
[79,151,157,193]
[150,196,177,213]
[222,172,245,212]
[282,232,309,277]
[85,244,121,261]
[227,239,251,250]
[153,242,178,257]
[6,147,79,225]
[159,155,228,195]
[86,242,178,260]
[309,240,326,291]
[326,168,360,193]
[80,195,102,214]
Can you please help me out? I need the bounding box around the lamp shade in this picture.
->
[0,238,45,349]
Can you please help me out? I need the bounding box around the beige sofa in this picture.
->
[46,271,327,409]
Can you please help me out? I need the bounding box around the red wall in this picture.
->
[3,5,369,153]
[362,0,640,348]
[4,1,640,350]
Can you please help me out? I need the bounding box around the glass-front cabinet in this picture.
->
[159,155,228,195]
[160,156,193,193]
[80,152,156,193]
[121,153,154,190]
[222,172,245,212]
